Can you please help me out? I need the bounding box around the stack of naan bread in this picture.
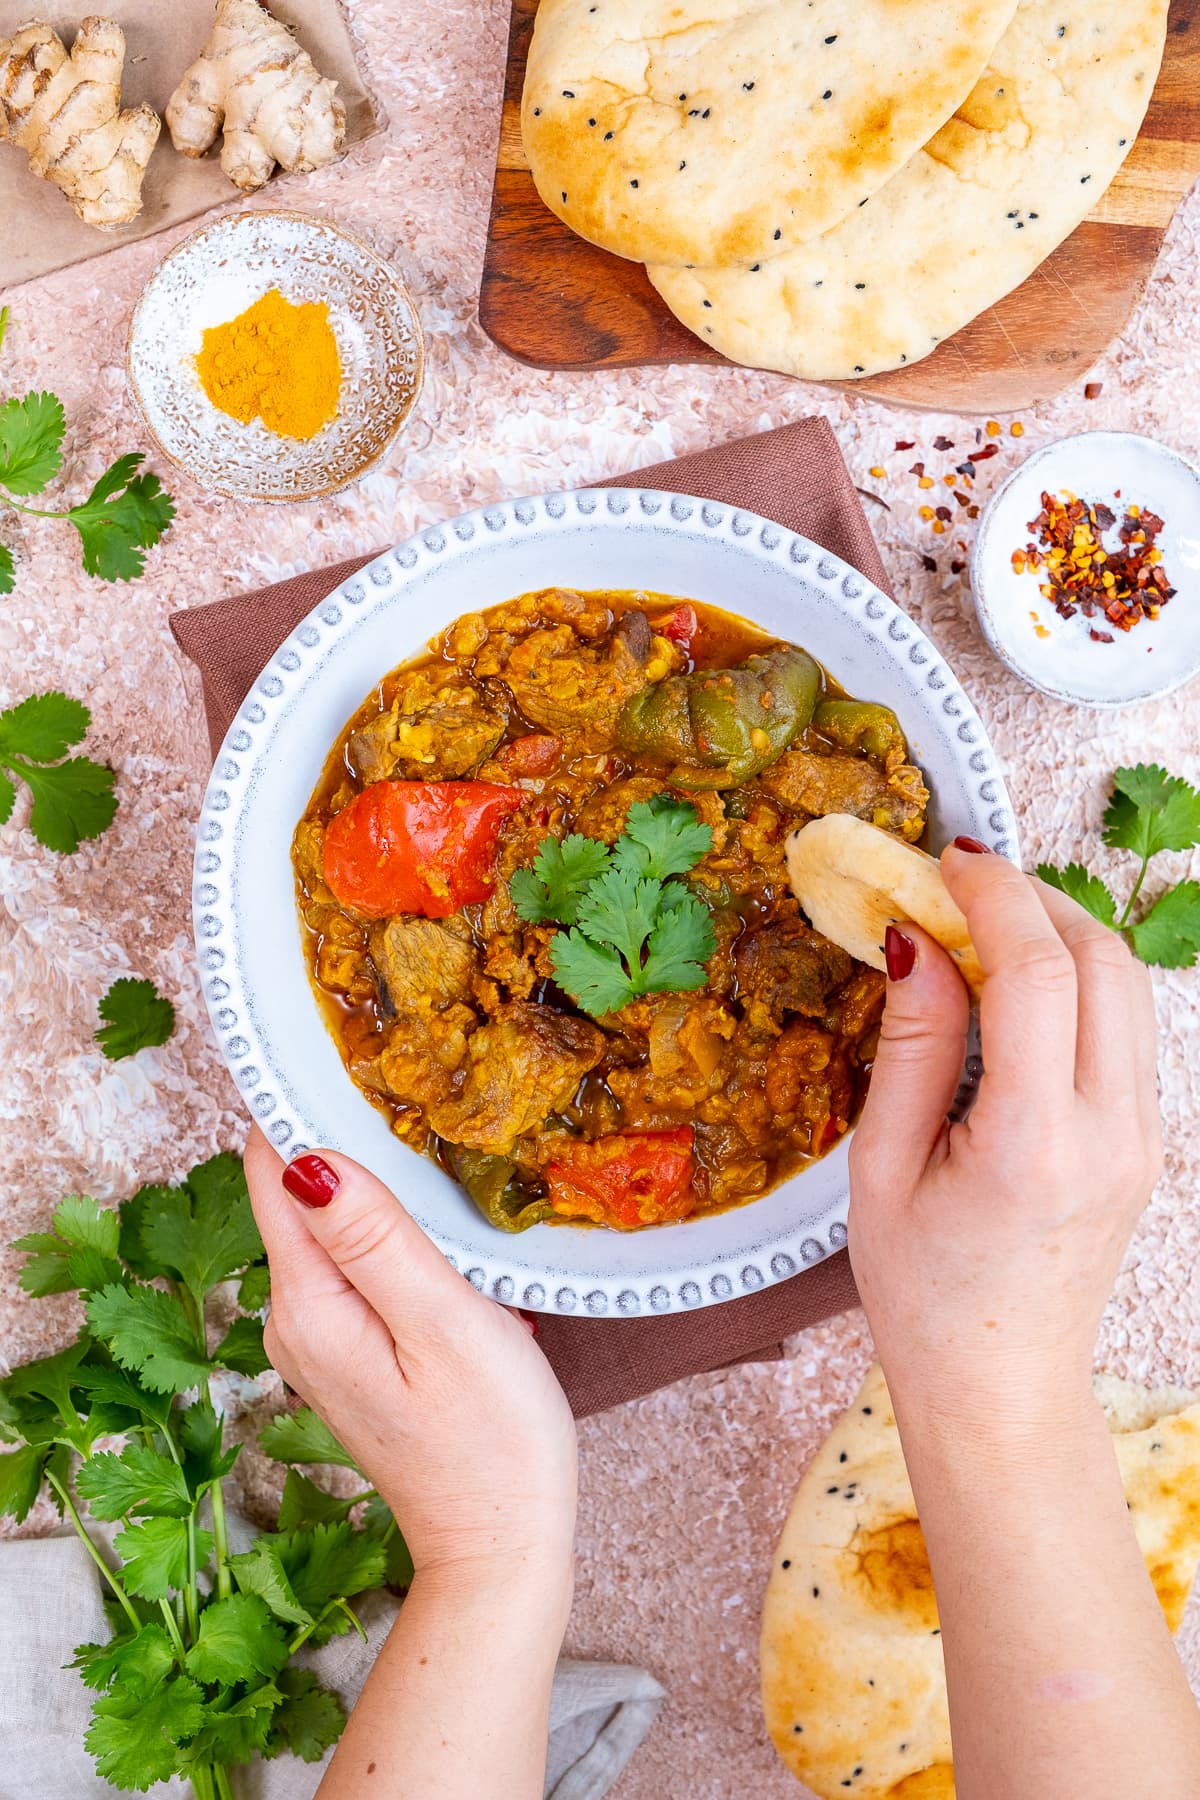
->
[522,0,1170,379]
[761,1363,1200,1798]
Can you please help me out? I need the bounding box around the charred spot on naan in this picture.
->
[843,1517,939,1632]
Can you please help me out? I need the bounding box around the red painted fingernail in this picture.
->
[282,1153,341,1208]
[885,925,916,983]
[519,1310,539,1338]
[953,835,990,855]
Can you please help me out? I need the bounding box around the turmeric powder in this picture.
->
[196,287,341,440]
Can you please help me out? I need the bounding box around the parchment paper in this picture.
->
[0,0,381,290]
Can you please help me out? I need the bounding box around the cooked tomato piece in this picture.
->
[323,779,522,919]
[497,733,562,777]
[545,1127,696,1229]
[655,602,698,645]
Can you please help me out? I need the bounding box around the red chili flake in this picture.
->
[1084,381,1103,400]
[955,462,975,477]
[894,439,915,451]
[935,505,952,522]
[909,461,925,477]
[968,444,1000,463]
[933,435,954,451]
[966,504,980,519]
[954,490,971,507]
[921,554,937,572]
[950,559,966,574]
[1011,488,1177,639]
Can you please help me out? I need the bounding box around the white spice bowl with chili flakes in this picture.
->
[970,431,1200,709]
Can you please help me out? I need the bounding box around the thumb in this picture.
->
[279,1146,471,1343]
[850,922,971,1196]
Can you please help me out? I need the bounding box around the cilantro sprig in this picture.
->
[511,794,716,1015]
[1037,764,1200,969]
[0,691,117,852]
[0,306,174,596]
[0,1153,411,1795]
[96,977,176,1060]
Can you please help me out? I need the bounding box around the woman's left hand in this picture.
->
[243,1128,577,1596]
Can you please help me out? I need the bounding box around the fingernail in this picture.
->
[885,925,916,983]
[282,1153,341,1208]
[952,835,990,855]
[519,1310,539,1338]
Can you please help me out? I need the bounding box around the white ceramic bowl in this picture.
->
[971,431,1200,708]
[193,488,1015,1316]
[127,211,424,503]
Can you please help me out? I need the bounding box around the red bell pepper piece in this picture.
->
[545,1127,697,1230]
[496,733,562,778]
[323,779,522,919]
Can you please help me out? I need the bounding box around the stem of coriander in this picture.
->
[285,1597,340,1658]
[1118,854,1152,931]
[212,1766,235,1800]
[209,1474,233,1601]
[190,1767,215,1800]
[45,1470,142,1632]
[0,495,73,520]
[159,1598,187,1659]
[152,1420,200,1642]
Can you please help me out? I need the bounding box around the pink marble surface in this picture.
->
[1,1,1198,1794]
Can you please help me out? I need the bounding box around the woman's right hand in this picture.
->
[849,839,1161,1428]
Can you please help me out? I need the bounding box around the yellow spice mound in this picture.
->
[196,287,341,440]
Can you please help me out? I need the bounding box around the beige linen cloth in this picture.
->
[0,1531,664,1800]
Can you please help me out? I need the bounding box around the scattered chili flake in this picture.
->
[954,490,971,507]
[909,461,925,477]
[1085,381,1103,400]
[1013,488,1177,639]
[1010,421,1025,437]
[918,476,934,489]
[869,465,886,478]
[918,505,935,520]
[986,420,1001,437]
[955,461,974,477]
[894,439,915,451]
[921,554,938,572]
[933,435,954,451]
[966,504,980,519]
[950,559,966,574]
[942,473,957,487]
[968,444,1000,463]
[935,505,952,521]
[932,520,946,535]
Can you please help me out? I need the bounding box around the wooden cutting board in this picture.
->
[479,0,1200,413]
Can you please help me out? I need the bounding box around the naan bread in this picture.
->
[522,0,1020,269]
[649,0,1169,376]
[761,1364,1200,1798]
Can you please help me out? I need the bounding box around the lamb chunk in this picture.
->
[761,746,929,842]
[692,1122,768,1208]
[827,968,887,1044]
[428,1001,605,1156]
[378,999,476,1113]
[369,916,476,1015]
[348,666,505,783]
[498,610,666,740]
[734,915,854,1031]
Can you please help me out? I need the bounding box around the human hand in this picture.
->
[243,1129,577,1604]
[848,840,1161,1431]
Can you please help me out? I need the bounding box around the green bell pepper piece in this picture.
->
[812,698,905,762]
[445,1145,554,1233]
[617,648,820,787]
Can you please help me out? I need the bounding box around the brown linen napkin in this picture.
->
[170,417,877,1416]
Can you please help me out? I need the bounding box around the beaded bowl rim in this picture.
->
[125,208,426,504]
[193,486,1017,1317]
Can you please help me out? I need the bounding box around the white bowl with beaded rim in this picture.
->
[193,488,1016,1318]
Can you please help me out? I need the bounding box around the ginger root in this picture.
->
[0,17,160,229]
[167,0,345,194]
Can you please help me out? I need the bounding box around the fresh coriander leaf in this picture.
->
[87,1283,212,1395]
[0,691,89,762]
[12,1232,74,1297]
[0,307,7,354]
[95,978,175,1060]
[0,390,65,495]
[116,1183,176,1280]
[85,1674,206,1791]
[259,1406,361,1471]
[1103,765,1200,859]
[0,1443,47,1522]
[230,1535,313,1628]
[7,754,117,854]
[54,1194,121,1258]
[575,867,662,972]
[641,890,717,992]
[178,1684,281,1768]
[1129,880,1200,969]
[280,1520,389,1624]
[64,1243,126,1294]
[238,1262,271,1313]
[4,1337,89,1432]
[549,928,634,1015]
[265,1668,346,1763]
[77,1443,192,1520]
[74,1363,175,1432]
[0,764,14,817]
[510,832,611,926]
[612,795,712,880]
[14,1197,121,1296]
[184,1593,289,1686]
[72,1623,175,1695]
[138,1152,263,1300]
[115,1515,211,1602]
[0,544,12,596]
[179,1400,239,1496]
[68,456,176,583]
[214,1314,270,1377]
[1035,862,1119,926]
[277,1469,358,1532]
[361,1490,415,1588]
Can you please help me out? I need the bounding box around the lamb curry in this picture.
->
[292,589,929,1232]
